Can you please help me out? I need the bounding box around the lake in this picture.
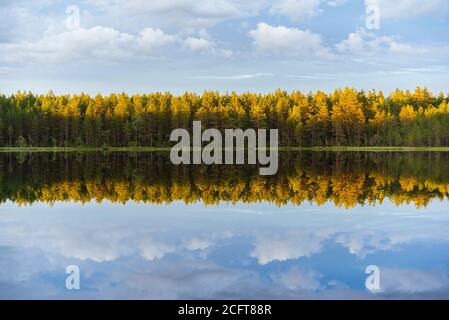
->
[1,151,449,299]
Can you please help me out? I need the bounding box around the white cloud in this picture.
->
[0,6,49,43]
[365,0,449,18]
[0,26,200,64]
[380,268,449,294]
[250,230,330,264]
[86,0,264,29]
[273,266,323,290]
[183,36,233,57]
[0,22,234,65]
[335,28,449,60]
[249,22,333,59]
[140,238,175,260]
[184,237,213,250]
[184,37,213,51]
[0,26,138,64]
[270,0,321,21]
[326,0,348,6]
[335,232,399,258]
[138,27,177,53]
[335,28,413,55]
[270,0,348,20]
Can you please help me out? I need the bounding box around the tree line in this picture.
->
[1,87,448,147]
[2,151,448,208]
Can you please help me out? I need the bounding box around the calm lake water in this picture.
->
[1,151,449,299]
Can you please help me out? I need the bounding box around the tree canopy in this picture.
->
[1,87,448,147]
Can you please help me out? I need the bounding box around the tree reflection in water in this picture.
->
[2,151,449,208]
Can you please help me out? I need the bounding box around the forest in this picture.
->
[0,87,448,147]
[2,151,449,208]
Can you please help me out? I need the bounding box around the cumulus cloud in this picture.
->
[0,6,48,43]
[335,28,413,55]
[273,266,323,290]
[249,22,333,59]
[0,212,178,262]
[86,0,263,29]
[250,230,331,264]
[270,0,321,21]
[183,37,233,57]
[138,27,177,52]
[0,1,235,65]
[335,232,399,258]
[184,37,212,51]
[184,237,213,251]
[380,268,449,294]
[365,0,449,19]
[0,22,233,65]
[0,223,127,262]
[140,238,175,260]
[88,0,239,17]
[0,26,177,64]
[0,26,231,64]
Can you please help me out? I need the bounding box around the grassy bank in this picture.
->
[3,146,449,152]
[0,147,171,153]
[279,146,449,152]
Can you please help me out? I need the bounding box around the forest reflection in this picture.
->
[2,151,449,208]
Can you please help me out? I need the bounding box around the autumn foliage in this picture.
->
[1,87,449,147]
[3,151,449,208]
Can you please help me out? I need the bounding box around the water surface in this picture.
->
[1,152,449,299]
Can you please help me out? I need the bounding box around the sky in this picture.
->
[0,0,449,95]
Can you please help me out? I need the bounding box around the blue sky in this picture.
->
[1,0,449,94]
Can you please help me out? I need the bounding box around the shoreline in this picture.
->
[2,146,449,152]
